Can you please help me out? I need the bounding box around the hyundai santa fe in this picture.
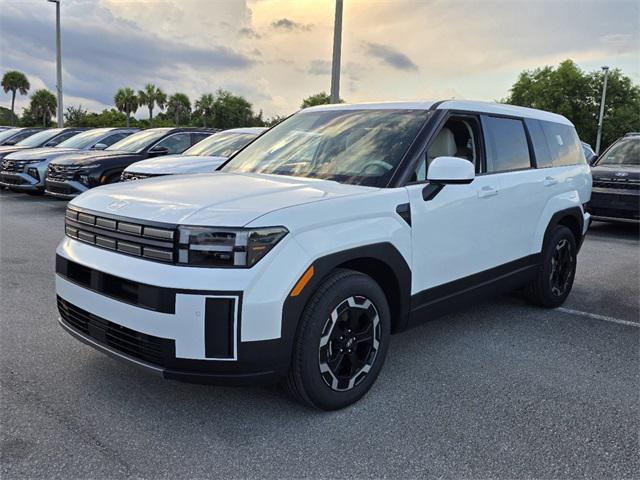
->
[55,100,592,410]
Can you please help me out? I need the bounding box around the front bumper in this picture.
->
[0,171,42,191]
[588,187,639,223]
[45,179,87,199]
[55,235,310,384]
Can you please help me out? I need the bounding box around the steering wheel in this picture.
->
[359,160,394,175]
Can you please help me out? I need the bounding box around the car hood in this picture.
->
[126,155,227,174]
[53,150,140,165]
[71,172,374,226]
[0,145,29,155]
[591,164,640,181]
[5,147,81,160]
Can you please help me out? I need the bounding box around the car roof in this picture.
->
[305,99,573,126]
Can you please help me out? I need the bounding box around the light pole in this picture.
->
[330,0,343,104]
[595,65,610,155]
[48,0,64,127]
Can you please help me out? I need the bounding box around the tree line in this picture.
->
[2,60,639,150]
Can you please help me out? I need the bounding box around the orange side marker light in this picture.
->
[290,265,314,297]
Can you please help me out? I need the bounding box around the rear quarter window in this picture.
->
[540,121,584,166]
[524,119,553,168]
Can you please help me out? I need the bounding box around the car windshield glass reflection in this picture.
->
[599,139,640,166]
[57,129,112,149]
[222,109,430,187]
[15,129,64,147]
[107,129,171,153]
[185,132,257,157]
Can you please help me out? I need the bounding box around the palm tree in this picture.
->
[2,70,30,125]
[167,93,191,126]
[29,89,57,127]
[138,83,167,122]
[114,87,138,127]
[194,93,215,127]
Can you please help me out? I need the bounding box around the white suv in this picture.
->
[55,100,592,410]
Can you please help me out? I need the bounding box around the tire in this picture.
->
[285,269,391,410]
[525,225,577,308]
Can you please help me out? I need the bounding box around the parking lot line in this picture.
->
[557,307,639,327]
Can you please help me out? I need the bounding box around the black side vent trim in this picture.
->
[395,203,412,226]
[204,298,237,359]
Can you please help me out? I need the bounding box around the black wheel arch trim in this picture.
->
[281,242,412,356]
[543,206,585,252]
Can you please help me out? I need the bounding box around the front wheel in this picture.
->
[525,225,577,308]
[286,269,391,410]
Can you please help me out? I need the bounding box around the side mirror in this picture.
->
[93,143,108,150]
[4,140,16,146]
[149,145,169,156]
[427,156,475,185]
[589,155,598,166]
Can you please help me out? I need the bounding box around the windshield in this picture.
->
[106,129,171,153]
[222,109,430,186]
[184,131,257,157]
[15,128,63,147]
[58,128,111,149]
[598,139,640,166]
[0,129,21,143]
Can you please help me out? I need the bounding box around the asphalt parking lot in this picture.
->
[1,190,638,480]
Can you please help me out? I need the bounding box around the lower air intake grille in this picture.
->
[58,296,175,365]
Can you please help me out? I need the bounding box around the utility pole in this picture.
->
[330,0,343,104]
[48,0,64,127]
[595,66,610,155]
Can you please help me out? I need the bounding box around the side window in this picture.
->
[483,116,531,173]
[154,133,192,154]
[414,116,482,182]
[45,130,77,146]
[192,132,211,145]
[524,119,553,168]
[540,121,584,166]
[100,132,128,147]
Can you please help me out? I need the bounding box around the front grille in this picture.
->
[1,159,36,172]
[65,207,177,263]
[121,171,163,182]
[58,296,175,365]
[592,179,640,191]
[47,163,81,181]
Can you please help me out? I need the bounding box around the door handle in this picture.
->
[543,176,558,187]
[477,186,498,198]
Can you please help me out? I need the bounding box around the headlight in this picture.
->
[177,226,288,267]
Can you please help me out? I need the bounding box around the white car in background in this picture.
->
[121,127,266,181]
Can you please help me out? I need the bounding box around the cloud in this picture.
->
[363,42,418,72]
[308,60,332,75]
[0,2,255,108]
[238,27,261,39]
[271,18,313,32]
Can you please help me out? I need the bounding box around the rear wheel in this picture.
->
[286,269,391,410]
[525,225,577,308]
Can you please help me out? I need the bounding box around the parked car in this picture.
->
[581,141,596,164]
[45,127,216,199]
[588,134,639,223]
[55,100,591,410]
[0,127,43,146]
[0,128,138,194]
[0,127,88,161]
[121,127,266,181]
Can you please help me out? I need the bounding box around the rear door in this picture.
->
[481,115,546,260]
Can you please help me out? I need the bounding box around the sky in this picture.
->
[1,0,639,119]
